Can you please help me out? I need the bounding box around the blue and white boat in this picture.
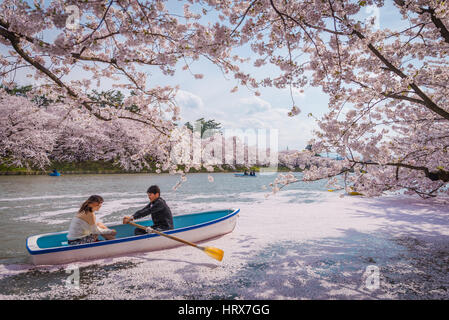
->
[26,208,239,265]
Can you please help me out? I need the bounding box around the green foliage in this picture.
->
[2,84,142,112]
[184,118,222,138]
[0,84,32,96]
[87,89,142,112]
[1,84,61,107]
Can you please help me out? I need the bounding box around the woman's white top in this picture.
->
[67,216,114,240]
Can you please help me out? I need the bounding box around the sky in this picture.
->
[2,0,401,151]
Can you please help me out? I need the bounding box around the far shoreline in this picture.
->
[0,162,301,176]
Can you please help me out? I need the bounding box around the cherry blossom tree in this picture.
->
[2,0,449,198]
[198,0,449,198]
[0,86,170,170]
[0,0,236,171]
[0,88,58,168]
[0,82,273,180]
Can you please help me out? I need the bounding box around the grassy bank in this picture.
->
[0,161,302,175]
[0,161,141,175]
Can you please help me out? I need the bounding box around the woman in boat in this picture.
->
[67,195,117,245]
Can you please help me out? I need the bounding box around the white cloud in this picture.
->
[238,96,272,114]
[212,97,318,151]
[175,90,208,125]
[175,90,204,110]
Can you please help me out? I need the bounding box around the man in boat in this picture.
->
[122,185,174,235]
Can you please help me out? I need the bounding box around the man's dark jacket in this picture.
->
[132,197,174,230]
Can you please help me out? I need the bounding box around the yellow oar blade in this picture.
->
[203,247,224,261]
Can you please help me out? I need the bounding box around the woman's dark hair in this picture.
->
[147,185,160,195]
[79,195,104,214]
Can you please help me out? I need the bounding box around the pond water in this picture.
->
[1,173,448,300]
[0,172,326,265]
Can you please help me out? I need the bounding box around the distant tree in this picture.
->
[185,118,222,139]
[0,84,55,107]
[185,121,194,132]
[0,85,169,170]
[87,90,124,109]
[0,84,32,96]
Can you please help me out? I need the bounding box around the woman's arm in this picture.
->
[93,222,115,235]
[96,221,107,229]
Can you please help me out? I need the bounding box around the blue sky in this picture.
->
[4,0,402,151]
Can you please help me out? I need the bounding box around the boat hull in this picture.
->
[27,209,239,265]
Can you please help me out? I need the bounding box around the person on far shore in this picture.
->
[67,195,117,245]
[122,185,174,235]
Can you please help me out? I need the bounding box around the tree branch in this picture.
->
[351,160,449,182]
[0,25,169,135]
[350,28,449,121]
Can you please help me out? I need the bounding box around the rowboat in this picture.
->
[26,208,239,265]
[234,173,257,177]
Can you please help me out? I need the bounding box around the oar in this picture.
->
[127,221,224,262]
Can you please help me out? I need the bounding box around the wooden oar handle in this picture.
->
[127,221,200,249]
[128,221,148,231]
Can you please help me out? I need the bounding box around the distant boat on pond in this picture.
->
[49,169,61,176]
[234,170,257,177]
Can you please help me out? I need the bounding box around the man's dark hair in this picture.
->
[147,185,160,195]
